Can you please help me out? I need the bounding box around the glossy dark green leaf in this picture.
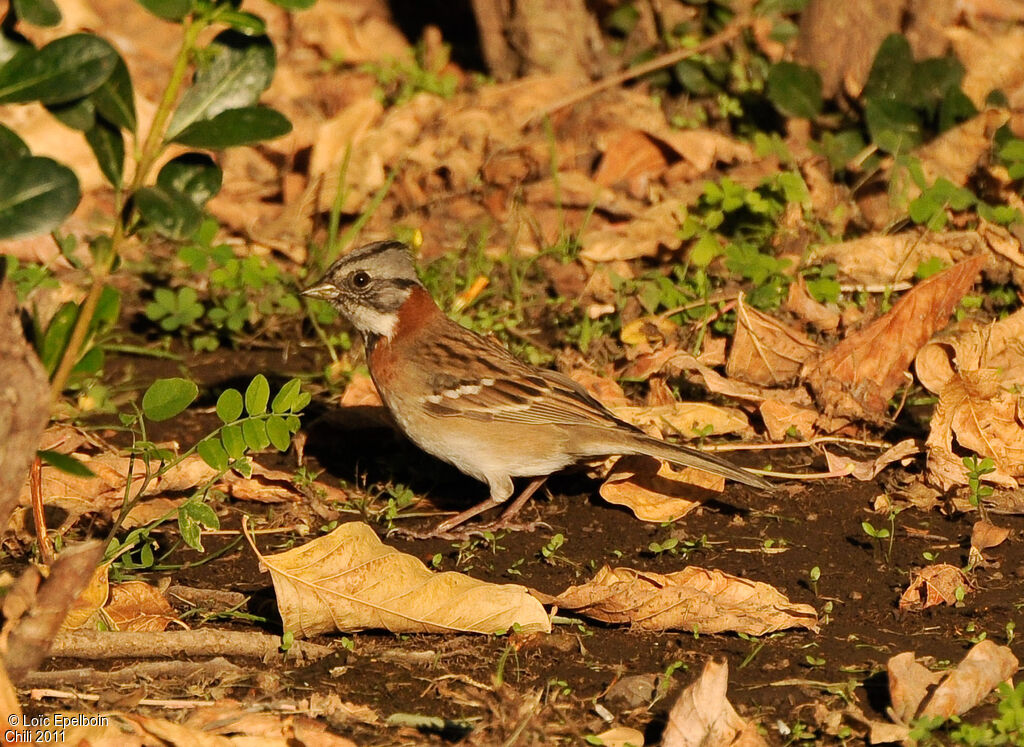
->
[271,377,301,413]
[0,34,118,105]
[142,377,198,421]
[39,302,78,375]
[136,0,191,21]
[241,418,270,451]
[220,423,246,459]
[170,105,291,148]
[37,449,94,477]
[47,97,95,130]
[92,55,136,132]
[134,185,203,240]
[0,123,29,160]
[767,62,822,119]
[157,153,222,207]
[910,57,965,111]
[71,345,103,375]
[85,118,125,187]
[197,438,230,471]
[11,0,61,27]
[266,415,290,451]
[216,388,244,423]
[265,0,315,10]
[244,374,269,415]
[938,87,977,133]
[0,156,80,240]
[165,32,274,140]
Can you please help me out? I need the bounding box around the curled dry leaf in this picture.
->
[554,566,818,635]
[103,581,178,633]
[252,521,550,636]
[898,563,971,612]
[803,254,986,421]
[920,639,1019,719]
[822,439,920,481]
[662,658,766,747]
[969,519,1011,568]
[727,294,819,386]
[580,201,683,262]
[887,651,943,725]
[884,641,1019,730]
[593,129,670,189]
[600,455,720,522]
[593,726,646,747]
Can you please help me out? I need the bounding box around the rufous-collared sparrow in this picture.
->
[303,240,770,537]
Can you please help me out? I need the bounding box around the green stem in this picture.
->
[49,15,208,403]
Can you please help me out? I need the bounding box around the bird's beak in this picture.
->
[301,282,340,301]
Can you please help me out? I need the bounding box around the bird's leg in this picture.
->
[392,476,549,540]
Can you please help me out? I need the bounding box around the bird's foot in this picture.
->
[390,518,551,541]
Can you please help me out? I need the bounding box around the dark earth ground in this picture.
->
[15,346,1024,744]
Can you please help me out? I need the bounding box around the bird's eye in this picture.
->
[352,271,371,288]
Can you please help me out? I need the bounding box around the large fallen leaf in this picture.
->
[969,519,1011,568]
[807,230,990,285]
[580,201,683,262]
[882,641,1019,734]
[663,659,765,747]
[803,254,986,421]
[916,307,1024,395]
[599,455,721,522]
[758,399,817,441]
[62,564,179,633]
[924,369,1024,489]
[898,563,972,612]
[552,566,817,635]
[252,521,550,636]
[727,293,819,386]
[594,129,670,188]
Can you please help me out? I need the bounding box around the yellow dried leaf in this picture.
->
[254,522,550,636]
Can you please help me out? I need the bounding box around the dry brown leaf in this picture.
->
[804,254,986,421]
[613,403,752,439]
[104,581,179,633]
[917,307,1024,395]
[654,129,756,174]
[914,109,1009,193]
[61,562,110,631]
[620,315,678,348]
[759,399,817,441]
[807,230,989,285]
[920,639,1019,718]
[254,521,550,636]
[662,659,766,747]
[593,129,670,188]
[554,565,818,634]
[593,726,647,747]
[888,651,943,725]
[784,276,840,332]
[925,369,1024,489]
[727,294,819,386]
[898,564,971,612]
[822,439,920,481]
[949,27,1024,109]
[580,202,682,262]
[599,455,718,522]
[969,519,1012,568]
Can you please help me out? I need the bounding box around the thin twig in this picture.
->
[521,17,751,126]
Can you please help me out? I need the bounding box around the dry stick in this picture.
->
[49,630,335,662]
[29,689,219,710]
[520,17,751,127]
[20,657,246,689]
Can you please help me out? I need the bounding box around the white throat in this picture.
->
[353,306,399,341]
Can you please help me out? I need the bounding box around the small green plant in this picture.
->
[106,374,309,567]
[908,682,1024,745]
[539,533,566,563]
[861,519,892,563]
[963,455,995,515]
[808,566,820,597]
[360,41,458,108]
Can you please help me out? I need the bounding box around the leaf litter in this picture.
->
[6,0,1024,743]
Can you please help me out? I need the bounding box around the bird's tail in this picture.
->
[620,434,772,490]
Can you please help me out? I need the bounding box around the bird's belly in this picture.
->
[384,396,574,482]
